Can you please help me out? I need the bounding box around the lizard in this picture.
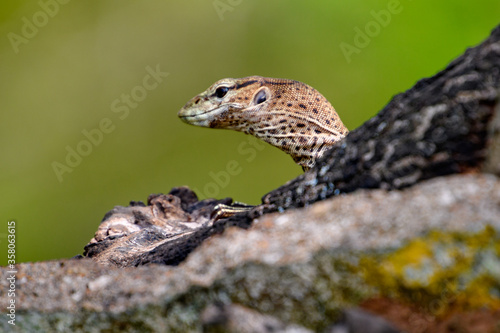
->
[178,76,348,171]
[177,76,349,219]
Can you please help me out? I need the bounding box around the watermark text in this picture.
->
[340,0,406,63]
[52,64,169,182]
[7,0,72,54]
[213,0,243,21]
[193,136,266,198]
[6,221,17,326]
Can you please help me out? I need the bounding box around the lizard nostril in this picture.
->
[193,97,201,105]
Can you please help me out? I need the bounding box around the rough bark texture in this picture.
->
[83,189,252,266]
[2,174,500,332]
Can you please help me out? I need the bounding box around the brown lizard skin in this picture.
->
[178,76,348,170]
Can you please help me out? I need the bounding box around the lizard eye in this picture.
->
[215,86,229,98]
[253,88,268,105]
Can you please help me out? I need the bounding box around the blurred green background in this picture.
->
[1,1,499,264]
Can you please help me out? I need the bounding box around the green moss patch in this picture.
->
[360,226,500,314]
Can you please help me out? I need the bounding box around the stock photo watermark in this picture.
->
[407,279,458,332]
[340,0,409,64]
[7,0,72,54]
[192,136,266,198]
[213,0,243,21]
[51,64,169,182]
[5,220,17,326]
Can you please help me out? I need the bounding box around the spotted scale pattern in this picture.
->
[178,76,348,170]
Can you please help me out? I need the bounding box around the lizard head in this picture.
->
[178,76,271,130]
[178,76,348,170]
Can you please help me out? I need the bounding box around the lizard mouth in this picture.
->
[178,105,230,127]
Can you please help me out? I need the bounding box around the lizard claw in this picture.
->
[210,202,255,221]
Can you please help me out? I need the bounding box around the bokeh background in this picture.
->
[1,1,499,264]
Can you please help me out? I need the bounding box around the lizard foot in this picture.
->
[211,202,255,221]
